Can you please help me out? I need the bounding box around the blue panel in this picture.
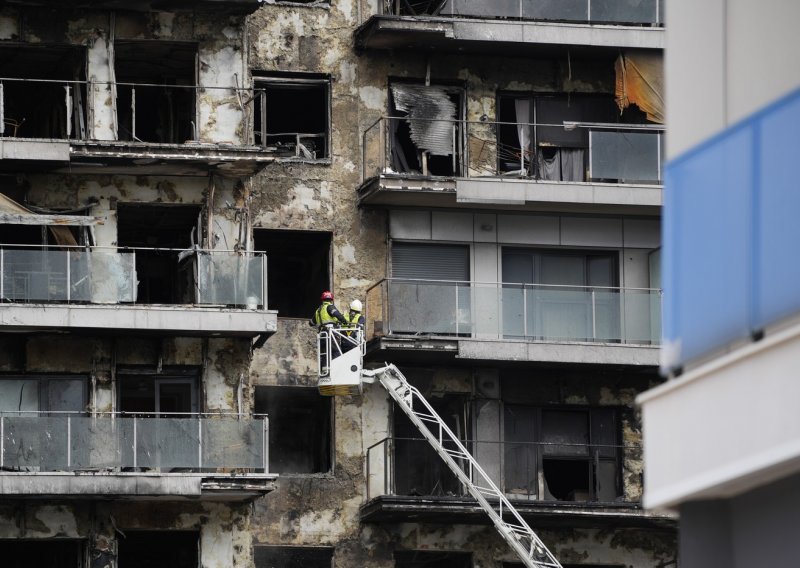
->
[756,94,800,328]
[664,126,753,366]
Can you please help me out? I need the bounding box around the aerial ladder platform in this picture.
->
[317,328,562,568]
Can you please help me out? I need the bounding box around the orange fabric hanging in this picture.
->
[615,51,665,124]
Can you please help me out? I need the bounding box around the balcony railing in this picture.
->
[374,0,664,26]
[366,279,661,344]
[0,412,268,473]
[366,437,641,504]
[363,117,664,185]
[0,76,282,149]
[0,246,267,308]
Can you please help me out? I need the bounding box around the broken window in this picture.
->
[254,386,332,474]
[394,389,470,496]
[114,41,197,144]
[0,376,87,414]
[389,82,464,177]
[501,248,619,340]
[395,551,472,568]
[116,203,202,304]
[254,546,334,568]
[503,406,620,502]
[0,44,86,139]
[117,531,198,568]
[0,539,85,568]
[118,371,199,417]
[252,73,329,158]
[253,229,331,318]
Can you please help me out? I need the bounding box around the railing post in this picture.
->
[366,445,371,500]
[133,416,138,469]
[0,82,4,135]
[262,416,269,473]
[261,254,267,309]
[131,86,136,141]
[455,283,459,335]
[587,0,591,22]
[64,85,72,138]
[523,285,528,338]
[591,288,597,340]
[66,250,71,303]
[132,249,137,303]
[198,416,203,470]
[1,248,4,300]
[0,415,4,469]
[67,415,72,470]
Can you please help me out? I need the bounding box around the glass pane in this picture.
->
[203,419,264,469]
[502,251,533,284]
[530,287,593,341]
[71,416,125,470]
[591,408,617,458]
[2,249,68,301]
[136,418,200,470]
[443,0,522,18]
[591,0,658,24]
[0,379,38,413]
[47,379,85,412]
[590,131,661,183]
[539,255,585,286]
[593,290,622,341]
[196,253,264,307]
[2,416,67,471]
[541,410,588,456]
[388,280,467,335]
[502,284,525,337]
[503,442,536,498]
[596,460,620,501]
[523,0,588,21]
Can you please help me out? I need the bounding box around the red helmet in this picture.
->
[321,290,333,301]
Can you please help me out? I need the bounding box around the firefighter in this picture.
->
[342,299,366,353]
[311,290,347,372]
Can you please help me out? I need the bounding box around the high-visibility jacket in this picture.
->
[343,310,365,336]
[314,301,341,327]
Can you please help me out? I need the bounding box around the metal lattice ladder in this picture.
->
[362,364,562,568]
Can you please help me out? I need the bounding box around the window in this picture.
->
[395,551,472,568]
[0,539,85,568]
[116,203,202,304]
[0,44,86,140]
[255,546,333,568]
[504,406,620,502]
[389,82,464,177]
[253,73,329,159]
[253,229,331,318]
[394,391,469,496]
[118,531,198,568]
[255,386,332,474]
[0,376,86,414]
[501,248,619,340]
[497,93,643,180]
[118,372,199,416]
[115,41,197,143]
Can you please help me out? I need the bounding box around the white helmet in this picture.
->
[350,299,363,312]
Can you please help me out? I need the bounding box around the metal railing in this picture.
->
[366,278,661,344]
[0,411,268,474]
[366,437,641,503]
[0,245,268,308]
[363,116,664,185]
[375,0,664,26]
[0,76,291,148]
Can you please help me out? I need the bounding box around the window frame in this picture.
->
[251,73,331,159]
[0,375,88,414]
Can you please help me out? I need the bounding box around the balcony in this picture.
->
[362,437,673,528]
[355,0,664,54]
[0,412,274,501]
[359,117,663,215]
[0,246,277,337]
[0,77,310,176]
[365,279,660,366]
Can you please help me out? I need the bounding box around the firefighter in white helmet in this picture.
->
[342,299,365,353]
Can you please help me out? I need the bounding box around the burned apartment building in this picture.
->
[0,1,676,568]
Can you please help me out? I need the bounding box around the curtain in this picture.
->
[514,98,532,172]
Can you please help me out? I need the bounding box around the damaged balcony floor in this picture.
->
[0,303,278,338]
[0,472,277,502]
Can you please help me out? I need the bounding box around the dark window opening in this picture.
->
[255,386,331,474]
[0,44,86,139]
[503,405,620,502]
[118,372,199,417]
[0,539,84,568]
[115,41,197,144]
[497,93,622,180]
[395,551,472,568]
[0,376,87,414]
[394,390,469,496]
[117,531,198,568]
[253,76,329,158]
[116,203,201,304]
[389,82,464,177]
[255,546,334,568]
[253,229,330,318]
[505,564,625,568]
